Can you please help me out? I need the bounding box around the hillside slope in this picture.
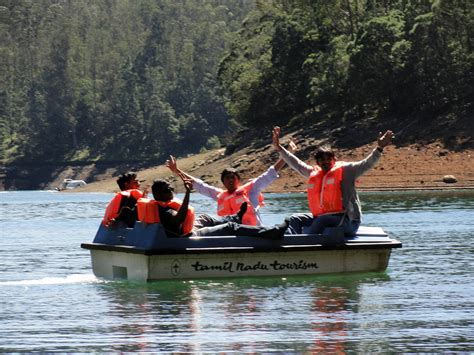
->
[76,131,473,193]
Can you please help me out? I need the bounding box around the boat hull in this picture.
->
[82,222,401,281]
[89,248,392,281]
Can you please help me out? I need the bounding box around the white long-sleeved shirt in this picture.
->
[191,166,279,226]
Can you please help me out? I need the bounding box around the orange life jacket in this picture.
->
[307,163,344,217]
[137,198,195,235]
[102,189,143,226]
[216,181,264,226]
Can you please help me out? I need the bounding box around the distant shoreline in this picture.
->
[62,184,474,194]
[2,144,473,192]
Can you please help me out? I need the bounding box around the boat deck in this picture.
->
[81,224,402,256]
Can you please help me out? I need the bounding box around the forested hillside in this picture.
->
[1,0,254,164]
[217,0,472,150]
[1,0,472,170]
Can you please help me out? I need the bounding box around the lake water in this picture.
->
[0,190,473,352]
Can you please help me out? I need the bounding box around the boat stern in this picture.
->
[88,249,149,281]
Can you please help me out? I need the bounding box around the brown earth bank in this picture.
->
[63,138,473,194]
[1,116,472,192]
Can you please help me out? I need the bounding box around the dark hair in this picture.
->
[151,179,172,199]
[220,168,241,183]
[116,171,137,191]
[314,145,335,161]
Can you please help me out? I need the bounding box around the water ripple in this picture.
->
[0,190,473,352]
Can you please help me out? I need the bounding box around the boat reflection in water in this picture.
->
[311,286,349,352]
[95,274,390,352]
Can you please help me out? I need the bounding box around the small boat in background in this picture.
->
[81,223,402,281]
[57,179,87,190]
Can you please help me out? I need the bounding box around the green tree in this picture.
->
[348,10,408,115]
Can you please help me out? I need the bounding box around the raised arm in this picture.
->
[166,155,222,200]
[344,130,394,178]
[159,177,193,235]
[274,137,297,171]
[166,155,196,182]
[377,130,394,150]
[272,126,313,178]
[175,177,193,225]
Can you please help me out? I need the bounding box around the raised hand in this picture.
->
[378,130,394,148]
[165,155,178,173]
[273,128,298,172]
[182,177,193,192]
[288,137,297,154]
[272,126,282,151]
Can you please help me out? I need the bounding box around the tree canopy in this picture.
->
[218,0,472,142]
[0,0,254,163]
[1,0,472,165]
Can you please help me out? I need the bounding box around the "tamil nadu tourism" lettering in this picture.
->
[190,260,319,273]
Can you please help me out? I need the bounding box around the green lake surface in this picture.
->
[0,190,473,352]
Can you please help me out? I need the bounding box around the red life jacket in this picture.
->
[307,163,344,217]
[102,189,143,226]
[216,181,264,226]
[137,198,195,235]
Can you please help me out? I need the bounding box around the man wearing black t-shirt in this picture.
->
[151,178,288,239]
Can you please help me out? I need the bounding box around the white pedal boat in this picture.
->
[81,222,402,281]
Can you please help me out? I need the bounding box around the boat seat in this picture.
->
[356,226,387,236]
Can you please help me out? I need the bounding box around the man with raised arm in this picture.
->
[166,141,296,226]
[142,177,288,239]
[272,126,394,235]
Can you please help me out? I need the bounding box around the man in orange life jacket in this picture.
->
[272,126,394,235]
[150,177,288,239]
[165,140,296,227]
[102,171,148,228]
